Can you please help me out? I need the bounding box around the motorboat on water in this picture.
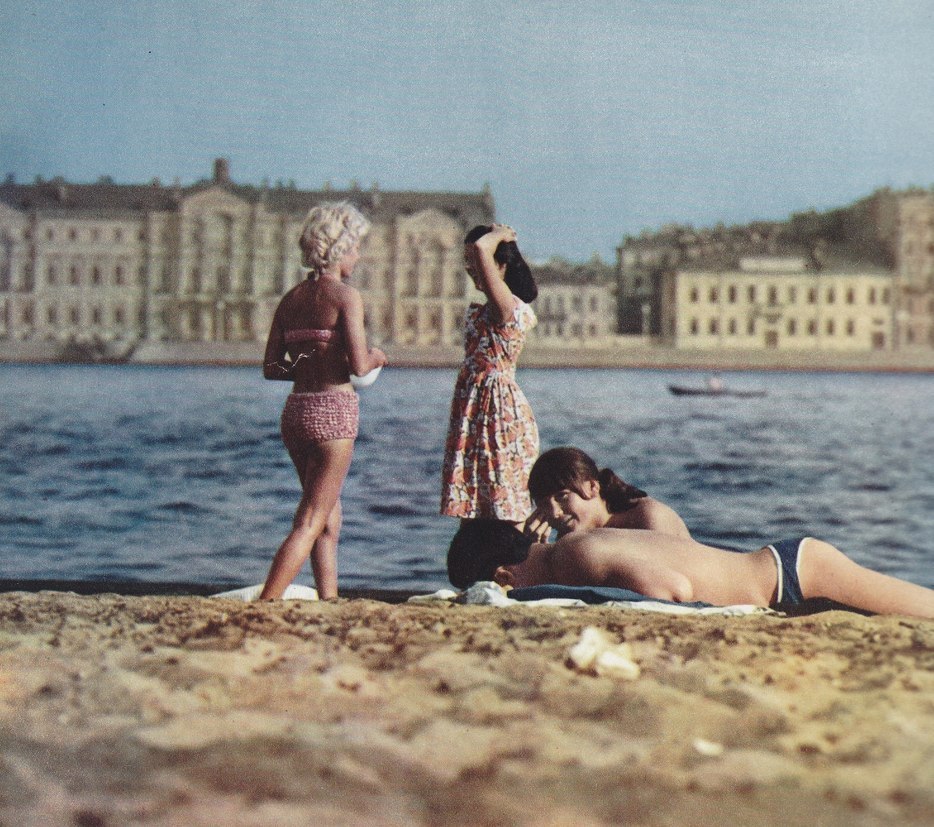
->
[667,384,767,398]
[668,376,766,398]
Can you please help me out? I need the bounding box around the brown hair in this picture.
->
[528,447,647,513]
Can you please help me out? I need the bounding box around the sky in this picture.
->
[2,1,933,262]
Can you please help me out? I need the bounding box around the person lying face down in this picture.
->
[528,447,690,539]
[445,520,934,619]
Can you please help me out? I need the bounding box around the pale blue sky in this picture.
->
[2,1,933,261]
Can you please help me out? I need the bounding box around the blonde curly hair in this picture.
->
[298,201,371,274]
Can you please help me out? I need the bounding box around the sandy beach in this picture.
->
[1,590,932,826]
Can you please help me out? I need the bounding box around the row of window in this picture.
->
[537,323,602,338]
[687,283,891,306]
[688,316,881,337]
[11,302,132,327]
[540,295,602,314]
[19,223,289,245]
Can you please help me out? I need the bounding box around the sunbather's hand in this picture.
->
[520,508,552,542]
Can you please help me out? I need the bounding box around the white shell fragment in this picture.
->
[567,626,641,679]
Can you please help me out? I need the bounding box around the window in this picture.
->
[70,307,80,324]
[827,288,835,304]
[114,307,125,325]
[846,288,855,304]
[728,318,737,334]
[69,228,78,241]
[787,319,797,335]
[747,285,756,302]
[69,265,80,285]
[768,286,777,306]
[708,318,719,334]
[808,288,817,304]
[92,306,102,324]
[869,287,877,305]
[689,287,699,303]
[826,319,835,335]
[846,319,855,335]
[91,267,102,285]
[115,266,124,285]
[709,287,719,303]
[690,318,699,334]
[747,318,755,334]
[728,285,737,303]
[47,265,57,285]
[788,287,797,303]
[46,306,57,324]
[808,320,817,335]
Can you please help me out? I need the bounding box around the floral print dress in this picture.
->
[440,299,539,520]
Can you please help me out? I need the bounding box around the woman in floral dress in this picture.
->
[440,224,540,533]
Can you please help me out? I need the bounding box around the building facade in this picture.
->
[660,257,894,351]
[893,191,934,349]
[618,188,934,353]
[0,160,494,355]
[530,258,616,345]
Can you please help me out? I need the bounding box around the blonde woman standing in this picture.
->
[260,202,386,600]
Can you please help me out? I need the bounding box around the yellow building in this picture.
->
[0,160,494,356]
[531,258,616,345]
[660,257,894,351]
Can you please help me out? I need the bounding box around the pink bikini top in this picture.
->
[284,328,342,345]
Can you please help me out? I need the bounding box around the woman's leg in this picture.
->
[310,498,342,599]
[798,538,934,619]
[260,438,354,600]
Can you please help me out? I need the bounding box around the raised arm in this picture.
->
[469,225,519,325]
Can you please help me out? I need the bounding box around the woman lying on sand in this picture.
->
[446,521,934,619]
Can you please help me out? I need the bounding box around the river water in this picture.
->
[1,364,932,592]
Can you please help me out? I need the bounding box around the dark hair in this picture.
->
[446,519,533,589]
[464,225,538,303]
[528,447,647,514]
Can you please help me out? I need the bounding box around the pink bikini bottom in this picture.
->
[280,390,359,453]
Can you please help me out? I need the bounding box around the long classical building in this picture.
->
[617,187,934,353]
[660,257,894,351]
[0,159,495,355]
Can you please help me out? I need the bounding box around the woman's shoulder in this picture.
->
[627,498,691,537]
[477,297,535,330]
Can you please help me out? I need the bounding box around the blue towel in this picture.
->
[509,584,715,608]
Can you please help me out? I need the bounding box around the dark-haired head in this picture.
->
[529,447,647,514]
[464,225,538,303]
[446,519,533,589]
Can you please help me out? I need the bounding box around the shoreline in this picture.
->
[5,340,934,373]
[1,589,932,825]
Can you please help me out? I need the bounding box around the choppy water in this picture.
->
[1,364,932,592]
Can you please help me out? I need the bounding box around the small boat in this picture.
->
[668,384,767,398]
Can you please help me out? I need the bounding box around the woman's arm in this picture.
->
[471,225,518,325]
[340,286,387,376]
[262,306,295,381]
